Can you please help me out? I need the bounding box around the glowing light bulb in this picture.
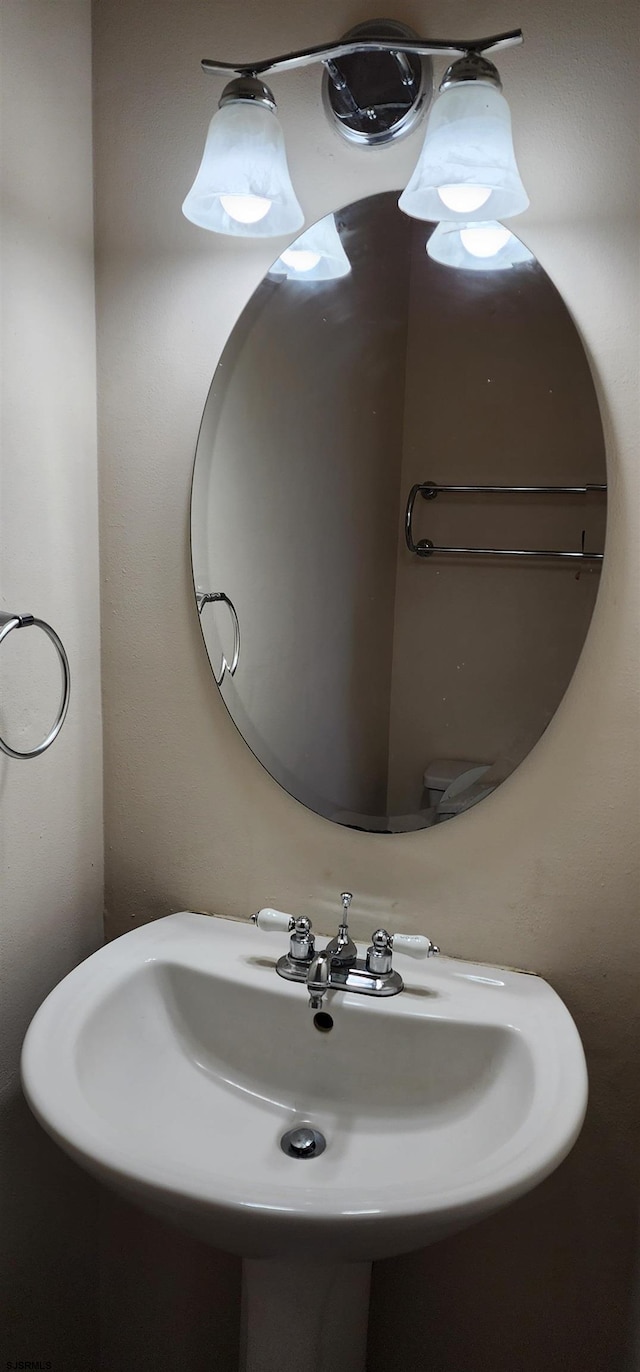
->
[460,224,512,258]
[279,248,322,273]
[220,193,272,224]
[437,185,491,213]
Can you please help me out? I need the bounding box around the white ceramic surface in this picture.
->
[21,911,587,1262]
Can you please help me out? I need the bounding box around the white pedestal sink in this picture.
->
[22,912,587,1371]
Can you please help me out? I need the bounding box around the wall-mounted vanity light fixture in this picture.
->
[182,22,528,239]
[398,52,529,223]
[181,76,304,236]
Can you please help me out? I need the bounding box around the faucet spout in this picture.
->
[307,949,332,1009]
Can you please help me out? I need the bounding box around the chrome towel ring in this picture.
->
[0,611,71,759]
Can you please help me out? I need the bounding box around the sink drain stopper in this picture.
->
[280,1126,326,1159]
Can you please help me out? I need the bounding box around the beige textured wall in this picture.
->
[94,0,639,1367]
[0,1,103,1365]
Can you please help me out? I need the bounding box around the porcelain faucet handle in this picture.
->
[391,932,439,959]
[366,928,439,977]
[253,908,294,933]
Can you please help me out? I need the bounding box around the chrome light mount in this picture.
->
[321,21,432,147]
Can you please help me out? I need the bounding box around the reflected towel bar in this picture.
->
[415,482,607,498]
[405,481,606,563]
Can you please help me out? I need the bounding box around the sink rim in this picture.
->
[21,911,588,1240]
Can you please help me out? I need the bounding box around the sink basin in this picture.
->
[22,911,587,1265]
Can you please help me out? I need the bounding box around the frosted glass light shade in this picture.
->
[182,102,304,238]
[399,82,529,223]
[427,221,534,272]
[270,215,351,281]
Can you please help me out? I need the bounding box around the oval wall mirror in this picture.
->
[191,192,606,834]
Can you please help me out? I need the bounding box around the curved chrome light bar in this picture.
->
[200,29,523,78]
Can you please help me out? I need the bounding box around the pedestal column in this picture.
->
[239,1258,372,1372]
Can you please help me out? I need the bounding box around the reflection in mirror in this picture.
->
[427,220,534,270]
[191,193,606,833]
[270,213,351,281]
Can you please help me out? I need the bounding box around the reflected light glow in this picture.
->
[460,224,512,258]
[427,220,534,272]
[270,213,351,282]
[280,247,322,273]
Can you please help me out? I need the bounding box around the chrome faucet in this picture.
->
[307,892,358,1007]
[252,892,440,1006]
[307,949,332,1010]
